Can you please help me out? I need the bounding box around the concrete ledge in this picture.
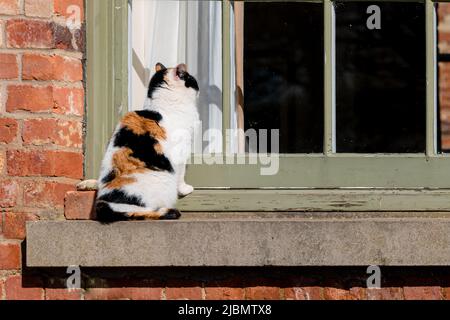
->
[26,214,450,267]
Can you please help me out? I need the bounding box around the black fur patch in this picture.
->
[101,170,116,185]
[184,74,199,91]
[135,110,162,122]
[178,71,199,91]
[147,69,168,99]
[95,201,129,223]
[160,209,181,220]
[98,189,145,207]
[114,128,174,173]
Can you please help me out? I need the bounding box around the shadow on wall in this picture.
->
[20,266,450,291]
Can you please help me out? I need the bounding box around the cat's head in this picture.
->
[147,63,199,102]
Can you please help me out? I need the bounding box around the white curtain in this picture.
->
[131,0,224,153]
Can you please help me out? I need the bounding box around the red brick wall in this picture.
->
[0,0,84,299]
[1,0,450,301]
[14,267,450,300]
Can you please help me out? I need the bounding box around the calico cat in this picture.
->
[95,63,199,222]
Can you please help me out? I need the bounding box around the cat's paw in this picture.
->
[160,209,181,220]
[77,179,98,191]
[178,183,194,198]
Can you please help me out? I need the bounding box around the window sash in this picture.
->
[185,0,443,183]
[85,0,450,211]
[222,0,436,156]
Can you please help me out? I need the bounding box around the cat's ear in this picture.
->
[176,63,187,74]
[155,63,166,72]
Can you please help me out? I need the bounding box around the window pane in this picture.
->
[438,2,450,153]
[243,2,324,153]
[336,2,426,153]
[131,0,222,153]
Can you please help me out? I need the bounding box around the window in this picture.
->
[86,0,450,212]
[336,2,426,153]
[243,2,324,154]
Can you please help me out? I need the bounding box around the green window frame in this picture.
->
[85,0,129,180]
[86,0,450,212]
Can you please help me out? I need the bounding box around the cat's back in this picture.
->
[97,109,173,193]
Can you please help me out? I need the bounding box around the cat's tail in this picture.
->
[95,201,129,223]
[95,200,181,224]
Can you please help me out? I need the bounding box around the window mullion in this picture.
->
[324,0,336,155]
[426,0,437,156]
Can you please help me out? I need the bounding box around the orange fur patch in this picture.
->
[128,211,163,220]
[105,148,146,189]
[106,176,136,189]
[121,112,166,140]
[154,142,163,155]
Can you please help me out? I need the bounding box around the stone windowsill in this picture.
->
[26,212,450,267]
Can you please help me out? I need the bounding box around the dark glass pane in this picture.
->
[336,2,426,153]
[244,2,324,153]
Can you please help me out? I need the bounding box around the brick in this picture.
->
[205,287,244,300]
[22,54,53,81]
[443,287,450,300]
[53,119,82,148]
[7,150,83,179]
[0,54,18,79]
[6,85,84,115]
[23,118,82,148]
[53,56,83,81]
[204,278,245,300]
[25,0,53,18]
[53,23,74,50]
[24,181,76,208]
[403,287,443,300]
[349,287,366,300]
[3,212,40,240]
[0,243,21,270]
[74,25,84,52]
[0,21,5,47]
[54,0,84,21]
[0,0,19,15]
[64,191,96,220]
[6,85,53,113]
[284,287,323,300]
[23,54,82,82]
[7,19,54,49]
[0,118,18,143]
[53,87,84,116]
[84,288,162,300]
[0,151,5,174]
[84,288,128,300]
[22,118,57,145]
[166,287,203,300]
[245,286,280,300]
[367,287,404,300]
[128,288,163,300]
[0,180,19,208]
[0,279,4,298]
[0,84,6,111]
[45,288,82,300]
[323,287,356,300]
[5,275,44,300]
